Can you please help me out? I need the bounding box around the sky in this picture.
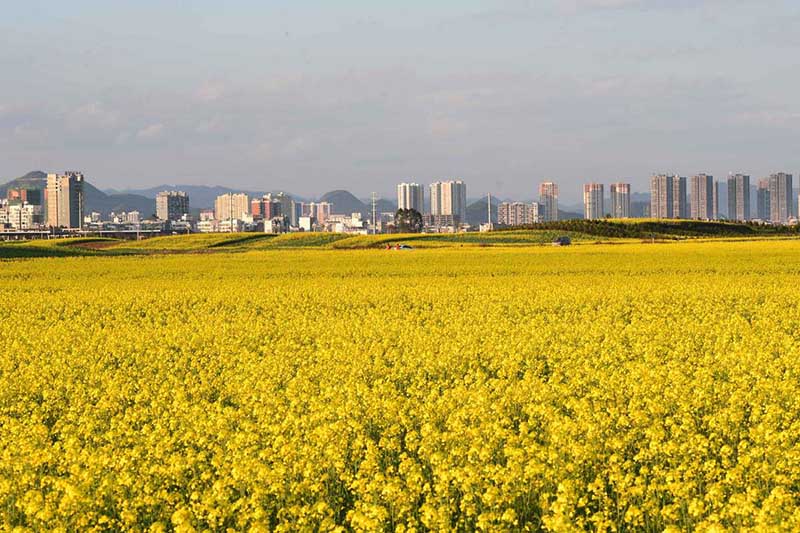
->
[1,0,799,202]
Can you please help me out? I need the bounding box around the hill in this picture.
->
[320,190,367,215]
[0,171,154,216]
[364,198,398,215]
[465,196,498,226]
[0,171,48,197]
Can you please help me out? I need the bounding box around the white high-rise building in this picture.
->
[769,172,793,224]
[538,182,559,222]
[609,183,630,218]
[583,183,604,220]
[650,174,672,219]
[429,181,467,220]
[727,173,750,221]
[46,172,84,229]
[690,174,714,220]
[214,193,250,223]
[397,183,424,213]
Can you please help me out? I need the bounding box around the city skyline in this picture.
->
[2,2,800,199]
[5,167,800,206]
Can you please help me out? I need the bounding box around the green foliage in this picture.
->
[394,208,423,233]
[245,232,354,249]
[506,219,800,239]
[111,233,272,252]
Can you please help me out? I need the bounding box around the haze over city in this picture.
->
[2,1,800,202]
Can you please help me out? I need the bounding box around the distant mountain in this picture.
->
[320,190,366,215]
[0,171,48,197]
[359,197,397,215]
[85,185,155,217]
[560,203,585,215]
[465,196,500,226]
[558,209,583,220]
[0,171,154,216]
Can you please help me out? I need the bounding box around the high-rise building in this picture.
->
[583,183,604,220]
[609,183,630,218]
[397,183,424,213]
[672,176,688,219]
[712,180,720,220]
[314,202,332,224]
[46,172,84,229]
[251,196,282,220]
[214,193,250,222]
[727,173,750,221]
[302,202,333,224]
[7,188,42,205]
[272,193,295,226]
[769,172,793,224]
[156,191,189,221]
[498,202,539,226]
[291,200,303,227]
[690,174,714,220]
[756,178,771,221]
[429,181,467,221]
[251,193,292,223]
[650,174,673,219]
[539,182,559,222]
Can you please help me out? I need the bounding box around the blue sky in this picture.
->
[1,0,799,201]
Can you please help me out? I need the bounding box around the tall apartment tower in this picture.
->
[429,181,467,220]
[672,176,688,219]
[768,172,793,224]
[539,182,559,222]
[727,173,750,221]
[270,192,295,226]
[650,174,673,219]
[156,191,190,221]
[756,178,771,221]
[214,193,250,222]
[609,183,630,218]
[46,172,84,229]
[397,182,424,213]
[712,180,720,220]
[583,183,604,220]
[690,174,714,220]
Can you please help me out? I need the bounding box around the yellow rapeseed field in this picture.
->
[2,241,800,532]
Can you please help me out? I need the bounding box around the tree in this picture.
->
[394,208,423,233]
